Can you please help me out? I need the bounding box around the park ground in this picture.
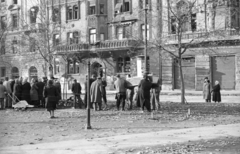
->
[0,93,240,154]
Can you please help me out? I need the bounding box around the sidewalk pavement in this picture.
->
[1,123,240,154]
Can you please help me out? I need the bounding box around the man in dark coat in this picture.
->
[138,74,152,112]
[37,78,45,108]
[114,74,127,111]
[101,77,108,109]
[84,75,96,108]
[71,79,83,108]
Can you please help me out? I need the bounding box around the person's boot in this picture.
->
[122,101,125,111]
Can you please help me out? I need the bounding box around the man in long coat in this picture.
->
[84,75,96,108]
[138,74,152,112]
[71,79,83,108]
[90,77,103,111]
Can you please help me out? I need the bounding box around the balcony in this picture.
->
[166,29,240,44]
[55,39,142,55]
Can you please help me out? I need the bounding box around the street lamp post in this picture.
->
[86,59,92,129]
[144,0,149,74]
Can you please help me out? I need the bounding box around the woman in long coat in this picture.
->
[90,77,103,111]
[30,78,39,106]
[212,80,221,103]
[13,79,21,104]
[203,79,211,102]
[44,80,59,118]
[138,74,152,112]
[21,78,31,104]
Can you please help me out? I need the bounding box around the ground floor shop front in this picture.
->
[162,47,240,91]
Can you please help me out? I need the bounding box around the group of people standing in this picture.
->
[203,77,221,103]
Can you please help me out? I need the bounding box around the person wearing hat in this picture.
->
[71,79,83,108]
[84,74,96,108]
[138,73,152,112]
[90,76,103,111]
[203,77,211,102]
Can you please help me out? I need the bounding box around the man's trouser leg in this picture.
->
[0,98,4,109]
[116,94,121,110]
[76,95,82,108]
[73,95,77,108]
[121,94,126,110]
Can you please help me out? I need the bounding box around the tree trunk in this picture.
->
[48,64,53,79]
[178,58,186,104]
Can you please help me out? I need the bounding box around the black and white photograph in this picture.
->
[0,0,240,153]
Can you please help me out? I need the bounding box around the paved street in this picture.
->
[1,123,240,154]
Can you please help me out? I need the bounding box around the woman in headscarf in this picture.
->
[44,80,59,118]
[30,78,39,107]
[21,77,31,104]
[212,80,221,103]
[13,79,21,104]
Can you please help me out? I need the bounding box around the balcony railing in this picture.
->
[167,29,240,41]
[55,39,141,54]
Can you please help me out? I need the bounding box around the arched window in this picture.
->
[30,6,39,24]
[67,6,73,20]
[11,67,19,79]
[52,7,60,22]
[29,66,38,80]
[73,5,78,19]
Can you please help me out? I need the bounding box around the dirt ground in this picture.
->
[0,101,240,153]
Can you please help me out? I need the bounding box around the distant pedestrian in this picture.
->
[71,79,83,108]
[138,73,152,112]
[212,80,221,103]
[90,76,103,111]
[21,78,31,104]
[151,78,161,110]
[203,77,211,102]
[54,79,61,105]
[3,77,13,108]
[30,78,39,106]
[102,77,108,109]
[36,78,45,108]
[43,80,59,118]
[84,75,96,108]
[13,79,21,104]
[0,81,6,109]
[114,74,127,111]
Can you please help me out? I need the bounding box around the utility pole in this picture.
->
[86,59,92,129]
[144,0,149,74]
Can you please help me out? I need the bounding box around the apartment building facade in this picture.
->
[0,0,46,80]
[161,0,240,91]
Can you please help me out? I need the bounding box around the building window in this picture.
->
[124,0,130,12]
[67,32,79,44]
[12,38,18,54]
[89,6,96,15]
[114,3,122,14]
[1,67,6,77]
[73,5,79,19]
[67,60,79,74]
[67,6,73,20]
[171,17,176,34]
[100,33,105,41]
[11,67,19,79]
[30,39,36,52]
[52,8,60,22]
[139,0,143,9]
[0,42,5,55]
[116,25,131,40]
[54,58,60,75]
[30,7,38,24]
[141,24,149,40]
[117,57,131,73]
[191,13,197,32]
[1,0,6,3]
[13,0,17,4]
[100,4,104,14]
[1,16,6,30]
[53,34,60,46]
[12,14,18,28]
[89,29,96,44]
[116,27,123,40]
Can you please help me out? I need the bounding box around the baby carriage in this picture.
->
[8,94,34,110]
